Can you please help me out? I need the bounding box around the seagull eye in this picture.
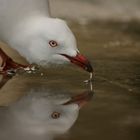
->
[51,112,61,119]
[49,40,58,47]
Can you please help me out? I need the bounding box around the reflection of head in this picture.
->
[12,92,79,135]
[0,90,93,140]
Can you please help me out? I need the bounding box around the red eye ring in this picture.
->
[49,40,58,47]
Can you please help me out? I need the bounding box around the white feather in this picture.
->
[0,0,78,65]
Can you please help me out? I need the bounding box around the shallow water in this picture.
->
[0,21,140,140]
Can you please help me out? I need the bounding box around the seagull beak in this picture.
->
[60,53,93,72]
[63,91,93,108]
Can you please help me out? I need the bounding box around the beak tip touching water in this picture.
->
[84,62,93,73]
[60,53,93,73]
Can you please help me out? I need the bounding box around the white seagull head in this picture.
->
[11,17,93,72]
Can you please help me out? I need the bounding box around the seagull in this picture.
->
[0,90,93,140]
[0,0,93,75]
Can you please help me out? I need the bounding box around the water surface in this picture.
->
[0,21,140,140]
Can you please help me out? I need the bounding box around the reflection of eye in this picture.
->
[51,112,61,119]
[49,40,58,47]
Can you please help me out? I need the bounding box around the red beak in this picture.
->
[63,91,94,108]
[60,53,93,72]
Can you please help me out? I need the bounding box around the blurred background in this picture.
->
[50,0,140,22]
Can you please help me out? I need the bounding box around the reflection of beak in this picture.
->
[60,53,93,72]
[63,91,94,108]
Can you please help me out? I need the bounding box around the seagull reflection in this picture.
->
[0,89,93,140]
